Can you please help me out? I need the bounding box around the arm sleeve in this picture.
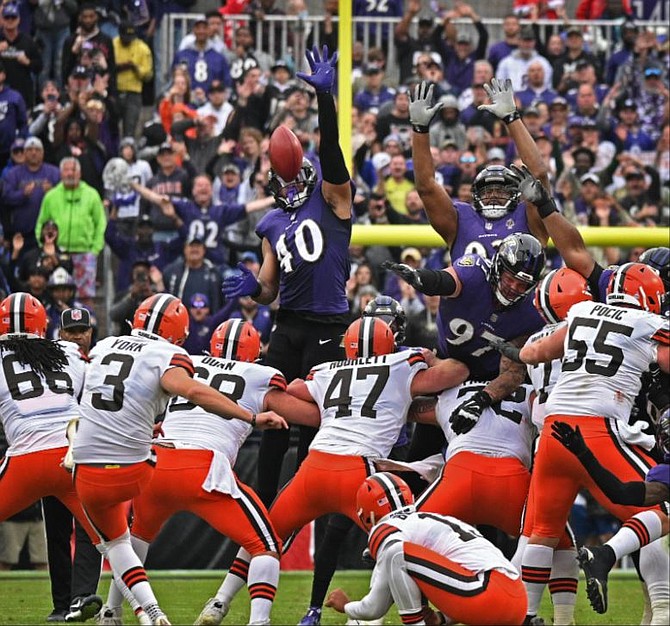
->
[577,448,647,506]
[316,92,349,185]
[415,268,458,296]
[344,557,394,621]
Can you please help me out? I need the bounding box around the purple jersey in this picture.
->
[173,199,246,267]
[646,463,669,489]
[256,181,351,316]
[451,201,530,261]
[437,254,544,379]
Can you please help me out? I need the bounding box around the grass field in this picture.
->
[0,570,645,625]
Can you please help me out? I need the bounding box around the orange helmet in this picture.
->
[343,317,395,360]
[533,268,593,323]
[0,292,48,338]
[356,473,414,531]
[606,262,665,315]
[132,294,189,345]
[210,319,261,362]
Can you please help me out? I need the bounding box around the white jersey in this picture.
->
[161,356,287,465]
[74,330,194,464]
[547,301,669,422]
[372,510,518,579]
[436,380,535,467]
[306,351,427,458]
[0,341,85,456]
[525,323,565,430]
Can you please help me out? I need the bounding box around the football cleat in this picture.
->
[47,610,68,623]
[153,615,171,626]
[522,617,545,626]
[65,594,103,622]
[194,598,228,626]
[297,607,322,626]
[577,545,616,614]
[94,606,121,626]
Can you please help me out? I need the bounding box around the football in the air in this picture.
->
[269,125,304,181]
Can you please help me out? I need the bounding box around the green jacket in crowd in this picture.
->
[35,181,107,254]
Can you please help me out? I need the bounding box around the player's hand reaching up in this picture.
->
[551,421,589,457]
[449,390,493,435]
[509,164,557,216]
[253,410,289,430]
[410,81,444,132]
[382,261,423,289]
[478,78,517,119]
[222,262,261,300]
[297,45,338,94]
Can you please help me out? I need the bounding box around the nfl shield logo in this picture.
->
[506,218,515,229]
[71,309,83,321]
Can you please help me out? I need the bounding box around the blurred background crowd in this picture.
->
[0,0,668,568]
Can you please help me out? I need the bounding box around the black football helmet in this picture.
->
[638,247,669,292]
[490,233,546,306]
[656,408,669,457]
[268,157,318,212]
[362,295,407,344]
[471,165,521,220]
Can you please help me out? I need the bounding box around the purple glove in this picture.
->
[222,262,261,300]
[296,45,338,94]
[646,463,669,488]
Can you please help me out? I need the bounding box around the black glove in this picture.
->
[381,261,422,289]
[449,390,493,435]
[550,421,588,457]
[487,338,522,363]
[509,164,558,218]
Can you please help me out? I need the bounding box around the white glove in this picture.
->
[409,81,444,131]
[478,78,518,120]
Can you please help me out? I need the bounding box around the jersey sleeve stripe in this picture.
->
[169,354,195,376]
[369,523,401,560]
[306,370,316,381]
[651,329,670,345]
[407,353,426,366]
[269,374,288,391]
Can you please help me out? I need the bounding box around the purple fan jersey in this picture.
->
[437,254,544,379]
[256,181,352,316]
[451,201,531,261]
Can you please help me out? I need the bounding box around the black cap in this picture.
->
[138,214,153,227]
[566,25,583,36]
[363,63,384,75]
[520,25,535,40]
[60,308,92,330]
[157,141,174,153]
[119,21,136,37]
[186,236,205,246]
[208,79,226,93]
[618,98,637,111]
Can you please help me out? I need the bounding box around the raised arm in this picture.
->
[296,45,352,219]
[409,81,458,245]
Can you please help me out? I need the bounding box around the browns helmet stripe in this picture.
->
[222,318,244,360]
[143,294,176,334]
[369,473,405,510]
[11,293,26,333]
[538,270,561,324]
[358,317,376,358]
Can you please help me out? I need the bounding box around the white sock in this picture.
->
[106,537,150,612]
[216,548,251,604]
[549,548,578,625]
[641,581,653,625]
[104,531,162,617]
[511,535,529,572]
[522,544,554,615]
[608,512,664,560]
[640,539,670,626]
[248,554,279,625]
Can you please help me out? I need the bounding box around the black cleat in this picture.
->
[577,545,615,614]
[522,616,545,625]
[65,595,103,622]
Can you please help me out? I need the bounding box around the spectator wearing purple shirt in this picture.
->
[605,20,638,85]
[353,63,395,114]
[516,60,559,109]
[1,137,59,249]
[0,59,27,170]
[433,3,489,96]
[487,13,520,72]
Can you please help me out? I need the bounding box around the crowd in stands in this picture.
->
[0,0,667,352]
